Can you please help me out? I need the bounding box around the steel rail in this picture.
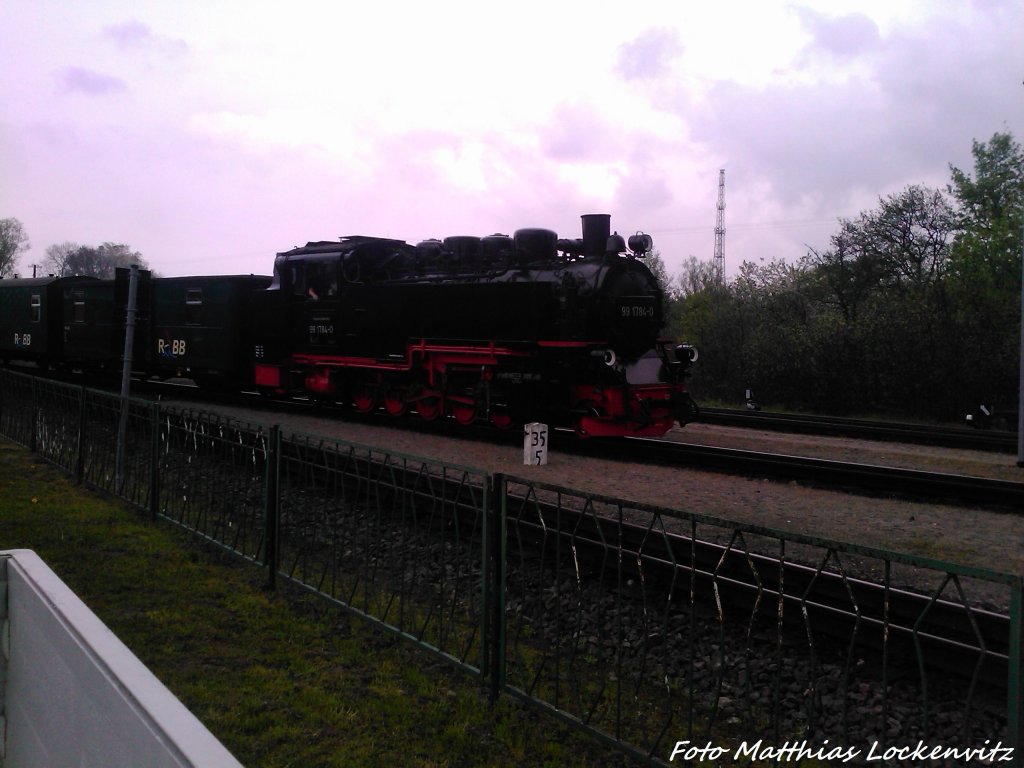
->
[562,433,1024,511]
[132,377,1024,511]
[699,407,1018,453]
[508,494,1013,694]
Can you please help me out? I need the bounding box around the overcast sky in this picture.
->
[2,1,1022,280]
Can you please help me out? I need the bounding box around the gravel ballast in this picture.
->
[165,400,1024,579]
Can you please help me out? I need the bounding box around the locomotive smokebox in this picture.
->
[581,214,611,258]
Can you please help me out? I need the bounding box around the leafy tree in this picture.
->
[947,131,1022,294]
[870,186,954,291]
[645,249,687,341]
[55,242,150,278]
[804,185,954,318]
[670,257,721,368]
[0,217,30,277]
[946,131,1023,413]
[644,133,1019,420]
[804,229,880,325]
[949,131,1022,262]
[671,258,745,403]
[644,249,675,296]
[791,186,959,416]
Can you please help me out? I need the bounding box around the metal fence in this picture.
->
[1,368,1020,766]
[497,476,1023,763]
[273,431,491,673]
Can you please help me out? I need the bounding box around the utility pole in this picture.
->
[1019,80,1024,467]
[115,264,140,493]
[713,169,726,285]
[1017,210,1023,467]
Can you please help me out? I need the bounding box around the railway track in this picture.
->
[509,494,1015,696]
[26,367,1018,512]
[564,432,1024,512]
[143,379,1024,512]
[699,407,1018,454]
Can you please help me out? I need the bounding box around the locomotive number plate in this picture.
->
[308,313,336,344]
[617,298,656,319]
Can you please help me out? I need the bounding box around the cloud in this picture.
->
[103,20,189,57]
[8,1,1022,281]
[54,67,126,96]
[614,168,674,214]
[616,28,683,81]
[680,3,1024,219]
[104,20,153,48]
[794,9,881,59]
[539,102,619,162]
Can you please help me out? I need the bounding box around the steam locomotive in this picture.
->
[0,214,698,438]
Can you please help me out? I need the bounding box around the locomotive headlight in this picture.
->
[590,349,618,367]
[628,232,654,256]
[674,344,698,364]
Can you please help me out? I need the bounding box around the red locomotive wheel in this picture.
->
[383,392,407,417]
[416,396,441,421]
[353,388,377,413]
[489,408,513,430]
[450,401,476,426]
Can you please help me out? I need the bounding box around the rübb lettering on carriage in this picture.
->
[157,338,187,357]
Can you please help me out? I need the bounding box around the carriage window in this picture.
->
[31,294,41,322]
[291,265,306,297]
[73,290,86,323]
[186,288,202,325]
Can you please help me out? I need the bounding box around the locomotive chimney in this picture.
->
[580,214,610,258]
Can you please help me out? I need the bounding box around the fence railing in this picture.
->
[1,367,1020,766]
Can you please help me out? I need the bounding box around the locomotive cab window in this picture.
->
[73,290,86,323]
[30,294,41,323]
[309,262,330,300]
[295,261,338,301]
[291,264,306,298]
[185,288,203,325]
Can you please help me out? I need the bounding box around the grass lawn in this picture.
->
[0,439,632,768]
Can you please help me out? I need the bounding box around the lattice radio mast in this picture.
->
[713,168,726,285]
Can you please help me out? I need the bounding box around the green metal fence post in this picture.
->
[265,425,281,590]
[75,385,86,484]
[481,473,491,686]
[1009,576,1022,766]
[30,375,38,453]
[485,472,506,702]
[149,401,160,520]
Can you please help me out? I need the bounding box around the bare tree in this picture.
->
[43,241,82,277]
[675,256,718,298]
[644,249,676,298]
[0,217,30,277]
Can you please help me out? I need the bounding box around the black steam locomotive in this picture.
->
[0,214,697,437]
[250,214,698,436]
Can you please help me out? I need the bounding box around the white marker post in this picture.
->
[523,422,548,466]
